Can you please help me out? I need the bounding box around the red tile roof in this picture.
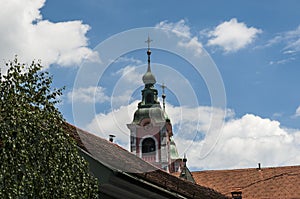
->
[65,123,227,199]
[192,165,300,198]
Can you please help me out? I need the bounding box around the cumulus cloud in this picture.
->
[0,0,99,68]
[68,86,109,104]
[207,18,262,52]
[155,18,262,55]
[86,101,139,146]
[85,99,300,170]
[178,37,203,57]
[85,101,226,148]
[155,20,204,56]
[182,114,300,170]
[164,104,233,139]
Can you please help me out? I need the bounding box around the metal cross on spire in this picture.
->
[161,83,167,110]
[145,36,153,50]
[145,36,153,72]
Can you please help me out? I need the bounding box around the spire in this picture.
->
[142,36,156,85]
[161,83,166,110]
[146,35,152,67]
[179,154,195,183]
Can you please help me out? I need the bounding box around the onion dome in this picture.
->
[142,63,156,85]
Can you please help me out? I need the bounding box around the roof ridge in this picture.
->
[192,164,300,173]
[66,122,129,152]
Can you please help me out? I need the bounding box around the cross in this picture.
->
[145,36,153,50]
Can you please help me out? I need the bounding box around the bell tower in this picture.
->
[127,37,181,173]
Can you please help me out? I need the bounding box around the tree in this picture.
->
[0,57,98,198]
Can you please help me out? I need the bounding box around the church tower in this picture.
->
[127,37,181,173]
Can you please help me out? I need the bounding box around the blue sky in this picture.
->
[2,0,300,170]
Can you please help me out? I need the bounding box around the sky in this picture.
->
[1,0,300,171]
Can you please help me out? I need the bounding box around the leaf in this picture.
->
[0,57,98,198]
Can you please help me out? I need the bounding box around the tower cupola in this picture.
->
[127,37,183,174]
[142,37,156,85]
[142,63,156,85]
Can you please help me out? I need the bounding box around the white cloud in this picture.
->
[207,18,262,52]
[111,90,136,109]
[266,35,282,47]
[284,25,300,51]
[164,104,234,139]
[182,114,300,170]
[115,65,143,85]
[267,25,300,53]
[85,100,300,170]
[68,86,109,104]
[85,102,222,148]
[86,101,139,146]
[114,56,143,65]
[155,20,204,57]
[178,37,203,57]
[0,0,99,68]
[266,25,300,65]
[269,57,296,65]
[156,20,191,38]
[283,50,296,55]
[68,65,143,108]
[109,65,144,108]
[294,106,300,117]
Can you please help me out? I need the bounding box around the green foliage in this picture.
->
[0,57,98,198]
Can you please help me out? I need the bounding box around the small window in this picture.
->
[142,138,155,153]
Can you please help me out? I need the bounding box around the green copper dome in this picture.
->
[133,106,165,124]
[170,137,180,160]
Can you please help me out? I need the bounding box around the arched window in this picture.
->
[142,137,155,154]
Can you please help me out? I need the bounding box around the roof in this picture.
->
[64,123,227,199]
[132,106,165,124]
[64,122,156,173]
[192,165,300,198]
[135,170,226,199]
[179,164,195,183]
[142,66,156,85]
